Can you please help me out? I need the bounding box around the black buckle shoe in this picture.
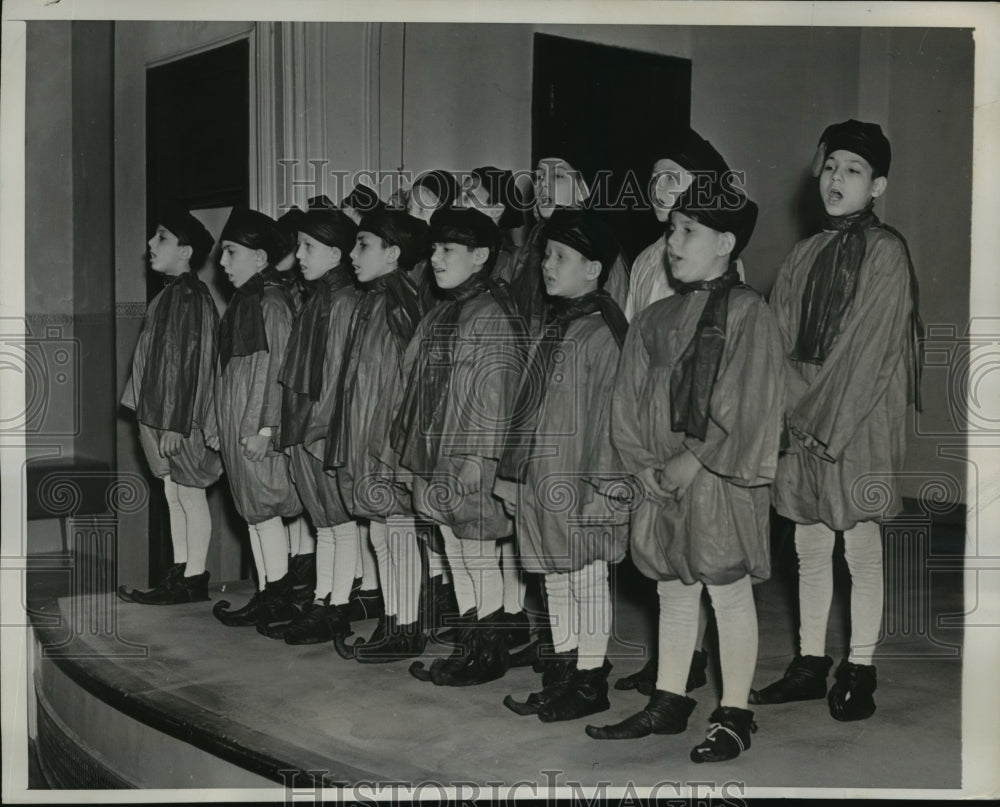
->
[690,706,757,763]
[749,654,832,704]
[537,660,612,723]
[586,689,696,740]
[828,659,877,721]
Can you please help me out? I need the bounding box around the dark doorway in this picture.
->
[144,38,250,585]
[532,33,691,262]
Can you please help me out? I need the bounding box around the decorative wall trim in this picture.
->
[249,23,278,218]
[280,22,329,208]
[145,25,255,70]
[363,22,382,174]
[115,302,147,320]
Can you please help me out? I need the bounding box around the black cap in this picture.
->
[430,206,500,250]
[275,206,306,258]
[673,179,759,258]
[343,184,383,215]
[470,166,523,229]
[306,194,337,211]
[220,207,281,264]
[299,207,358,257]
[813,118,891,178]
[410,170,459,211]
[357,209,430,271]
[663,128,730,177]
[158,203,215,267]
[543,208,618,274]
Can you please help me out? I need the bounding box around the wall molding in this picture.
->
[279,22,329,209]
[249,22,278,218]
[363,22,382,174]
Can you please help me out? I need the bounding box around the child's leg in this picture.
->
[569,560,611,670]
[842,521,883,666]
[253,517,290,583]
[162,476,188,566]
[175,483,211,577]
[368,521,397,617]
[440,525,475,616]
[543,571,576,653]
[247,520,266,591]
[460,538,503,618]
[290,515,316,557]
[655,579,704,694]
[500,537,526,614]
[358,523,379,589]
[329,521,360,606]
[428,545,451,585]
[314,527,335,600]
[705,576,758,710]
[387,516,420,625]
[695,593,710,650]
[795,522,837,656]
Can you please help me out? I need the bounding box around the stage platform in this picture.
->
[27,523,965,794]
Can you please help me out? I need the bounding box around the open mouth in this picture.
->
[827,189,843,203]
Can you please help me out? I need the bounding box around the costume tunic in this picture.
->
[122,273,223,488]
[770,228,913,530]
[278,266,358,527]
[391,287,522,540]
[216,277,302,524]
[612,288,783,586]
[496,313,629,574]
[326,272,422,521]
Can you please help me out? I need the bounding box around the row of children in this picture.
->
[118,118,922,763]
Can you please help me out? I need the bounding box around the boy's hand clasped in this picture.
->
[240,434,271,462]
[158,430,184,458]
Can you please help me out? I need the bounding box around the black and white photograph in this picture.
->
[1,0,998,802]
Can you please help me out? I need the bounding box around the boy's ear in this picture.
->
[472,246,490,267]
[330,247,342,266]
[178,243,193,263]
[584,259,602,282]
[254,247,269,269]
[385,244,401,265]
[716,231,736,257]
[871,176,888,199]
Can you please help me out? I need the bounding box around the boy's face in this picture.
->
[457,181,504,226]
[296,233,340,282]
[430,241,487,290]
[350,231,398,283]
[147,226,191,275]
[542,239,600,299]
[219,240,266,289]
[534,159,587,220]
[819,149,887,217]
[665,211,732,285]
[406,186,441,223]
[651,158,694,223]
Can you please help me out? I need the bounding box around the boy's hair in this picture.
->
[159,204,215,270]
[672,178,758,259]
[542,208,618,287]
[429,207,501,274]
[812,119,891,179]
[357,209,430,271]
